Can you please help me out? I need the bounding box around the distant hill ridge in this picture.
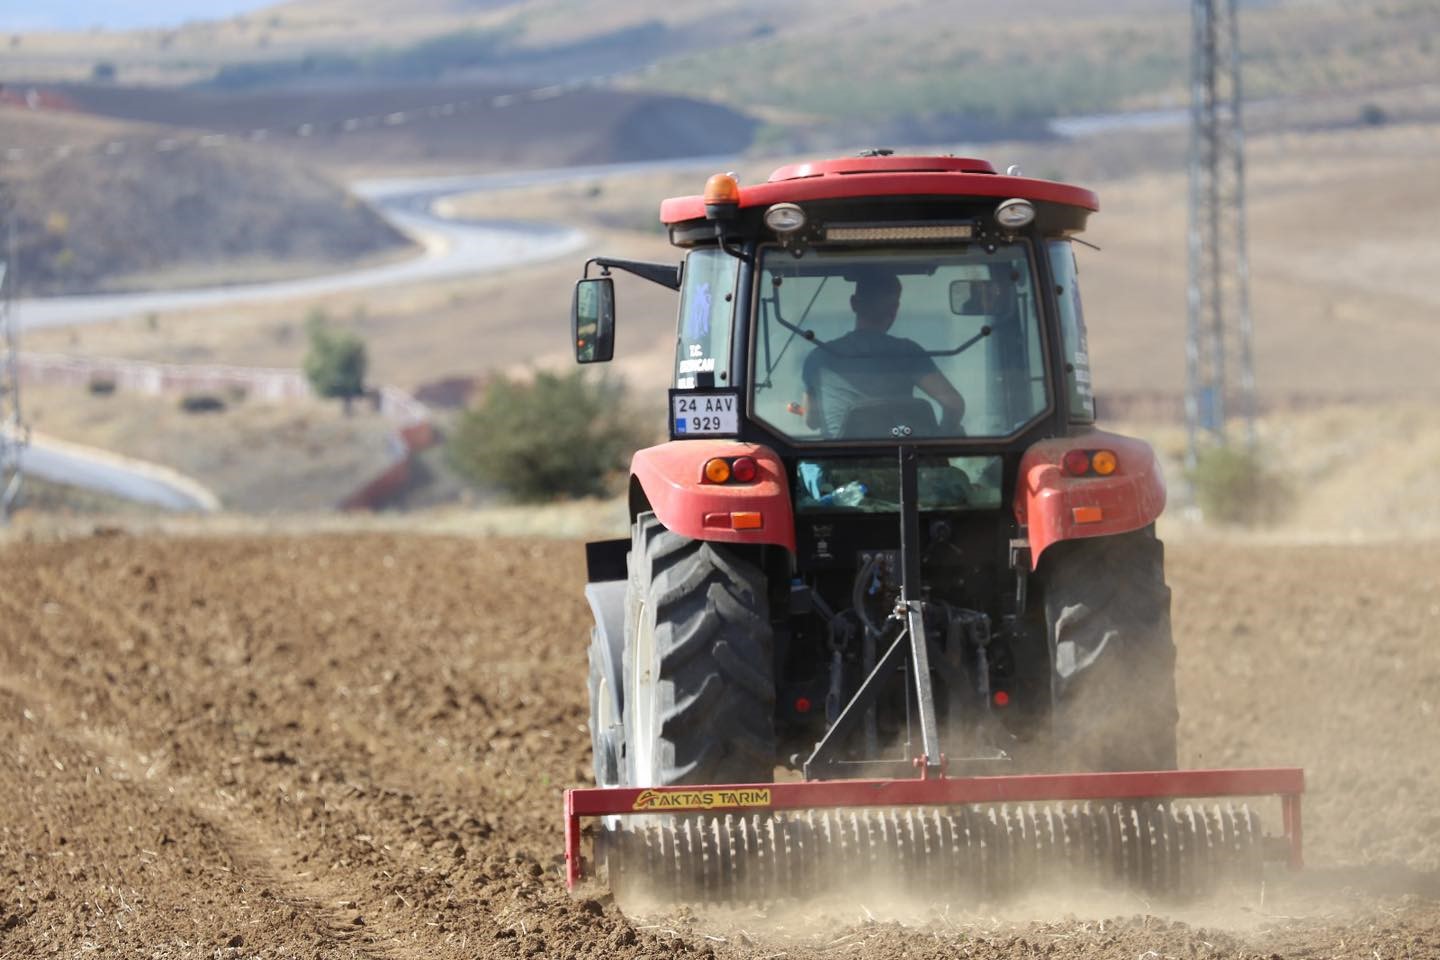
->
[46,80,759,168]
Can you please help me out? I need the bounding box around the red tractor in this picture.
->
[564,154,1301,904]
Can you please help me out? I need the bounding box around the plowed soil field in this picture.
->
[2,533,1438,958]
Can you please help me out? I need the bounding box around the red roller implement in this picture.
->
[564,766,1305,888]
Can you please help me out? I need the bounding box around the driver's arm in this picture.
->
[918,371,965,429]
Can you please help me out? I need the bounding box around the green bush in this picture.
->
[448,370,652,502]
[1187,444,1288,527]
[302,311,368,412]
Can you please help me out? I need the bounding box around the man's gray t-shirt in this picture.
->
[802,330,939,437]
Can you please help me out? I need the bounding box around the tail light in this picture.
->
[1062,449,1119,477]
[702,456,761,485]
[1091,450,1118,476]
[1062,449,1091,476]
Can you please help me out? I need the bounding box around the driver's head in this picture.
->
[850,270,902,331]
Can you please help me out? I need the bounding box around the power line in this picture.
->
[1185,0,1255,470]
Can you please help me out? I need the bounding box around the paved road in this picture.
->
[13,156,728,330]
[20,438,217,512]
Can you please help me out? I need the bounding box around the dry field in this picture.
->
[21,384,397,513]
[0,530,1437,958]
[20,226,682,394]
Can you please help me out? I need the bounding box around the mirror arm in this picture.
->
[585,257,681,291]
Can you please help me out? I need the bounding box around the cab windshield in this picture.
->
[751,243,1050,442]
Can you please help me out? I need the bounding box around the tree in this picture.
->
[448,369,652,501]
[302,312,368,413]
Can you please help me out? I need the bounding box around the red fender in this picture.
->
[1014,430,1166,568]
[631,441,795,554]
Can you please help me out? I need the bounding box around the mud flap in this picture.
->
[585,580,627,785]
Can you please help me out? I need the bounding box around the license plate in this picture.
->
[672,392,739,436]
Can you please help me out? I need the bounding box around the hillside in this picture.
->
[44,81,758,174]
[0,108,413,296]
[6,0,1437,147]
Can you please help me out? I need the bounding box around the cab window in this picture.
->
[751,243,1049,442]
[1046,240,1095,422]
[674,248,738,390]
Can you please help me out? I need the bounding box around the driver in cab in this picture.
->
[802,270,966,438]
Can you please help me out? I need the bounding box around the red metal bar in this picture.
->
[564,790,582,887]
[563,767,1305,887]
[1282,791,1304,869]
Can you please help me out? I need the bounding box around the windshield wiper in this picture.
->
[758,276,830,388]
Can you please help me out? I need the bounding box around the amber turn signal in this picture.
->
[1091,450,1118,476]
[703,458,732,484]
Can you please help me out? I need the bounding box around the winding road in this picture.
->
[10,154,727,508]
[13,156,727,330]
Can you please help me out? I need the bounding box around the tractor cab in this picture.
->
[574,155,1111,566]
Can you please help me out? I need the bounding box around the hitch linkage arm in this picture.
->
[804,447,946,780]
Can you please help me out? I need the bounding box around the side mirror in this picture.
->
[949,279,990,315]
[572,277,615,363]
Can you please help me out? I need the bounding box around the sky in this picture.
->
[0,1,274,31]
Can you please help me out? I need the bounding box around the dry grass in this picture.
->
[1076,119,1440,401]
[21,225,682,392]
[21,383,397,512]
[1127,400,1440,542]
[9,475,154,517]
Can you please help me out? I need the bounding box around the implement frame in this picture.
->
[564,766,1304,888]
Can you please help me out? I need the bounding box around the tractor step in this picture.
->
[564,768,1304,905]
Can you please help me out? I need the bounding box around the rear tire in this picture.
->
[622,513,776,786]
[1041,527,1178,771]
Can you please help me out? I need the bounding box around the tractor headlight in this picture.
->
[995,198,1036,230]
[764,203,807,234]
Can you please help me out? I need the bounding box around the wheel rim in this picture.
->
[597,675,616,736]
[629,599,656,787]
[595,673,618,786]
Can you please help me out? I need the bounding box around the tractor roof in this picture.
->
[659,155,1099,225]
